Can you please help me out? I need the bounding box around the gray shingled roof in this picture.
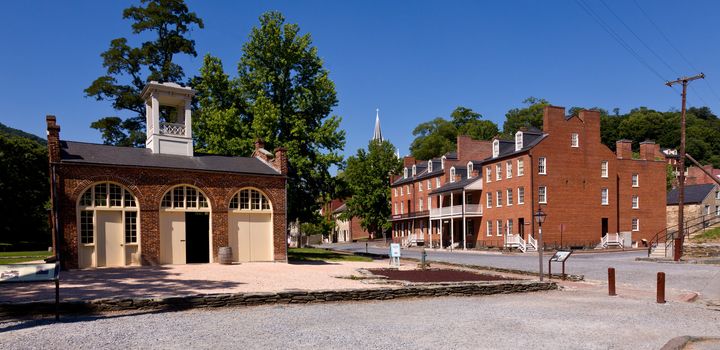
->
[478,131,546,164]
[59,141,282,176]
[667,184,716,205]
[431,175,482,194]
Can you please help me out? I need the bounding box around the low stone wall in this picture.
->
[684,243,720,258]
[0,280,556,318]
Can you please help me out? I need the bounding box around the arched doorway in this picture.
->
[159,185,212,264]
[76,182,139,268]
[228,188,274,262]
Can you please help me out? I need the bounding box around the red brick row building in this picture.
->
[390,106,667,250]
[49,82,288,269]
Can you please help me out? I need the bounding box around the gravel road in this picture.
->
[2,289,718,349]
[321,242,720,301]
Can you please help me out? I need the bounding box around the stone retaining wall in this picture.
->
[0,280,556,318]
[684,243,720,258]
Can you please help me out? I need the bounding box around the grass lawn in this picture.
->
[0,251,53,264]
[692,227,720,243]
[288,248,373,263]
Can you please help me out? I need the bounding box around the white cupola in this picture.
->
[141,81,196,156]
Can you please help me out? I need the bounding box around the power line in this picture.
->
[574,0,680,95]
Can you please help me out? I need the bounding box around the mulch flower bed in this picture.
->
[368,268,516,283]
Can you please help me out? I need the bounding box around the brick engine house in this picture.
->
[390,106,667,251]
[48,82,288,269]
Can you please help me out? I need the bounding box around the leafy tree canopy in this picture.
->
[192,11,346,224]
[86,0,204,147]
[343,140,402,239]
[409,106,498,160]
[502,97,549,137]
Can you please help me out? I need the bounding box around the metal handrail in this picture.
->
[648,213,720,257]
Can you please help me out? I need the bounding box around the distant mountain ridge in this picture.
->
[0,122,46,145]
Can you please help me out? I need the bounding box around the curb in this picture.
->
[0,280,557,319]
[660,336,720,350]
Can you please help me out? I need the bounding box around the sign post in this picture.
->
[389,243,401,268]
[548,250,572,280]
[0,262,60,320]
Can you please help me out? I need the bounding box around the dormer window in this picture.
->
[441,156,446,170]
[467,161,474,178]
[515,131,523,151]
[403,167,408,179]
[492,139,500,158]
[411,165,416,177]
[450,166,456,183]
[428,160,433,172]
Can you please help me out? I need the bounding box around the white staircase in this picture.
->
[596,233,623,249]
[505,234,537,253]
[402,234,424,248]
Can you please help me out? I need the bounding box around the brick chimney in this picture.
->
[46,115,61,163]
[252,138,269,162]
[542,105,565,133]
[639,140,660,160]
[273,147,288,175]
[616,140,632,159]
[403,156,416,168]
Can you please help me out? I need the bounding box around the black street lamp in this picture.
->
[534,207,547,281]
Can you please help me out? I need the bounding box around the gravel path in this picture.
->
[2,289,718,349]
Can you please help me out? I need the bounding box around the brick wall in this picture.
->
[55,162,287,269]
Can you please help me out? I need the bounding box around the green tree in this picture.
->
[343,140,402,240]
[194,11,346,224]
[502,97,549,136]
[409,106,498,160]
[0,132,49,249]
[86,0,203,146]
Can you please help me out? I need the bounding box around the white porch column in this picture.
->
[450,192,454,251]
[462,189,467,250]
[439,195,444,249]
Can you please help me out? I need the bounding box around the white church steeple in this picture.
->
[372,108,383,142]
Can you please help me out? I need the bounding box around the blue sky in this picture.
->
[2,0,719,160]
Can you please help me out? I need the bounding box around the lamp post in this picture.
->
[534,207,547,281]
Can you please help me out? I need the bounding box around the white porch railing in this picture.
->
[402,233,423,248]
[598,233,623,249]
[429,204,482,219]
[505,234,526,252]
[160,122,186,136]
[527,235,537,251]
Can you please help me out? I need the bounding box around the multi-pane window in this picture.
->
[518,159,524,176]
[125,211,137,243]
[394,188,397,197]
[538,186,547,204]
[601,161,608,178]
[538,157,547,175]
[400,202,404,214]
[80,211,94,244]
[632,174,639,187]
[601,188,609,205]
[162,186,210,209]
[394,203,398,215]
[716,206,720,216]
[418,200,423,211]
[450,167,456,183]
[79,183,137,209]
[109,184,123,206]
[632,218,639,231]
[716,191,720,200]
[487,221,492,236]
[436,177,441,188]
[229,189,271,211]
[405,185,410,194]
[507,219,513,235]
[632,196,639,209]
[571,133,579,147]
[507,188,513,206]
[515,131,523,151]
[506,161,512,178]
[492,140,500,157]
[467,162,474,177]
[496,190,502,207]
[419,183,422,192]
[486,167,492,183]
[704,205,710,215]
[518,187,525,204]
[427,180,431,190]
[496,165,502,181]
[428,197,432,210]
[486,192,493,208]
[496,220,503,236]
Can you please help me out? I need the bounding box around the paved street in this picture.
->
[2,288,718,349]
[320,242,720,301]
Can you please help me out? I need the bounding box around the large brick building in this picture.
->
[390,106,667,250]
[48,82,288,269]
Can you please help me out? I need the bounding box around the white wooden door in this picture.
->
[160,212,186,264]
[97,211,124,267]
[250,214,272,261]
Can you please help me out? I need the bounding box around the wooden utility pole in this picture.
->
[665,73,705,261]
